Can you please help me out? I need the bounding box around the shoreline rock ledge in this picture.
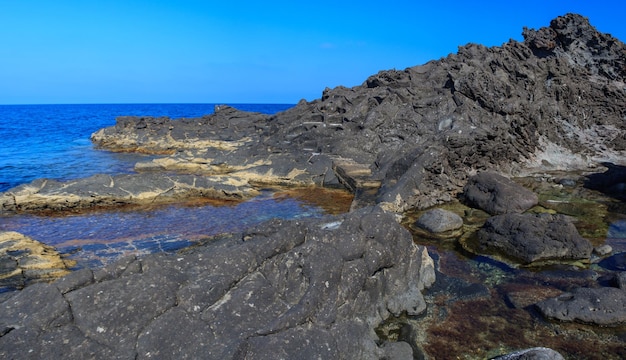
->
[0,207,436,359]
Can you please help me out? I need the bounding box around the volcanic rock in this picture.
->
[492,347,565,360]
[0,232,74,291]
[414,208,464,234]
[462,172,539,215]
[535,286,626,326]
[0,207,436,359]
[0,173,258,213]
[88,14,626,212]
[477,213,593,264]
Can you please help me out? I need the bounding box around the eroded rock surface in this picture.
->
[535,286,626,326]
[0,232,74,291]
[477,213,593,264]
[0,173,258,213]
[0,207,436,359]
[462,172,539,215]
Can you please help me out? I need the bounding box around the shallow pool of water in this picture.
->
[0,188,353,269]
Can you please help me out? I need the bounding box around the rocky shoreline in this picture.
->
[1,13,625,359]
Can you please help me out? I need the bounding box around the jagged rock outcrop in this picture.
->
[0,207,436,359]
[89,13,626,213]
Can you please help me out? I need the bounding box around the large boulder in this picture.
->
[477,213,593,264]
[535,287,626,326]
[0,207,436,359]
[462,172,539,215]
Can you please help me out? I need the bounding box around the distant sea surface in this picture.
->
[0,104,294,193]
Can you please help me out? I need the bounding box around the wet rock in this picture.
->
[0,173,258,213]
[414,208,463,234]
[463,172,539,215]
[477,213,593,264]
[599,252,626,271]
[0,207,435,359]
[0,231,73,290]
[535,286,626,326]
[491,347,565,360]
[615,272,626,289]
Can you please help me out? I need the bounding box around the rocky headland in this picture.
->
[1,13,625,359]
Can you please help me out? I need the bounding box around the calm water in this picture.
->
[0,103,293,192]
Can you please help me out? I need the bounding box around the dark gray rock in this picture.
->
[535,287,626,326]
[491,347,565,360]
[0,208,435,359]
[463,172,539,215]
[414,208,463,233]
[477,213,593,264]
[86,14,626,212]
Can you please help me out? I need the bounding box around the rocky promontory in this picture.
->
[89,13,626,214]
[1,13,625,359]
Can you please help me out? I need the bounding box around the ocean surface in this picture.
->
[0,103,294,192]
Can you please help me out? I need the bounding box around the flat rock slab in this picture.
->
[0,207,436,359]
[0,232,73,291]
[463,172,539,215]
[535,286,626,326]
[0,173,258,213]
[477,213,592,264]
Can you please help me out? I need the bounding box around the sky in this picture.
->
[1,1,624,105]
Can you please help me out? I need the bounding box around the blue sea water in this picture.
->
[0,103,293,192]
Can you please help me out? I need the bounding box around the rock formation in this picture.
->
[85,13,626,214]
[1,12,625,359]
[0,207,436,359]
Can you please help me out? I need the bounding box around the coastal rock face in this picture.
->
[89,13,626,212]
[477,213,593,264]
[535,286,626,326]
[0,207,436,359]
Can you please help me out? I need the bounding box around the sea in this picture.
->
[0,103,293,192]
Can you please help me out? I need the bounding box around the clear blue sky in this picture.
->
[1,1,624,104]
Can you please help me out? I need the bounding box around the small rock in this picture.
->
[593,244,613,256]
[414,208,463,234]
